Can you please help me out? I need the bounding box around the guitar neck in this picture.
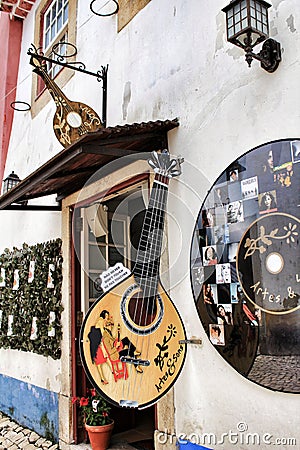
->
[133,172,169,295]
[34,65,69,104]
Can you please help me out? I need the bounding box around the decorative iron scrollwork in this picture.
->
[90,0,119,17]
[28,42,87,70]
[97,65,109,83]
[28,43,44,56]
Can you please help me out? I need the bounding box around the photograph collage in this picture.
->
[190,139,300,382]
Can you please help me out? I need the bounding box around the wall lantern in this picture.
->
[222,0,281,72]
[2,171,21,194]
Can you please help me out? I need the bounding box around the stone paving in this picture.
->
[0,412,142,450]
[247,355,300,393]
[0,412,58,450]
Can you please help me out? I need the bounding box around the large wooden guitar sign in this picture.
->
[30,56,102,147]
[80,150,187,409]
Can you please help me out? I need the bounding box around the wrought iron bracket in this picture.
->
[27,43,108,127]
[245,38,281,73]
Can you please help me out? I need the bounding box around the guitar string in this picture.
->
[134,177,164,324]
[134,173,166,402]
[121,175,163,403]
[122,170,165,403]
[128,173,162,403]
[141,173,169,401]
[139,173,168,399]
[130,170,169,403]
[118,174,168,401]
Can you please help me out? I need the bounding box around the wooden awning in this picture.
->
[0,119,179,209]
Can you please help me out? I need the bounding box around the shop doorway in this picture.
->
[71,180,156,447]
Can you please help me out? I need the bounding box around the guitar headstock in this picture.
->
[148,149,184,178]
[30,55,47,75]
[28,44,48,75]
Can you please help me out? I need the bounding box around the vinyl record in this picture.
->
[237,213,299,315]
[190,139,300,393]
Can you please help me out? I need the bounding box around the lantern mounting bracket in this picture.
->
[244,38,281,73]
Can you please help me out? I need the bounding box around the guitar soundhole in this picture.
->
[66,111,82,128]
[128,293,158,327]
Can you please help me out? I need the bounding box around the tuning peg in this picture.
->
[168,159,177,170]
[148,159,157,171]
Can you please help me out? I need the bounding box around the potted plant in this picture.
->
[72,389,114,450]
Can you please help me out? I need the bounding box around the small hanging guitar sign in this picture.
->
[80,150,187,409]
[30,56,103,147]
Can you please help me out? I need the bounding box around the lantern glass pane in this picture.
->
[262,12,267,25]
[250,7,256,18]
[234,3,241,14]
[228,27,234,38]
[241,8,247,19]
[241,0,247,8]
[235,22,241,33]
[234,13,241,26]
[227,7,234,18]
[242,18,247,29]
[263,24,268,33]
[228,16,233,27]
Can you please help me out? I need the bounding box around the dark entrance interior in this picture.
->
[71,182,155,448]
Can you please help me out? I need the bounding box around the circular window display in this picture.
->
[190,139,300,393]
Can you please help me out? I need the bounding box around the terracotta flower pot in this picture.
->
[85,420,114,450]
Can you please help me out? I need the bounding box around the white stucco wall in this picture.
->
[0,209,60,253]
[2,0,299,447]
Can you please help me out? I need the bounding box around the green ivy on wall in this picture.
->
[0,238,63,359]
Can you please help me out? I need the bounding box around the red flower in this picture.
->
[80,397,89,407]
[73,391,111,426]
